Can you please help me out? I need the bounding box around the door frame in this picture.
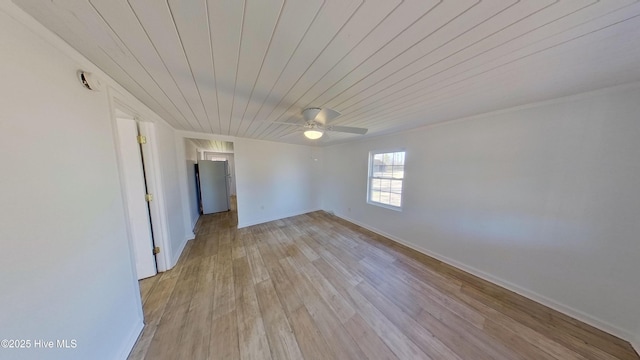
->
[108,94,171,273]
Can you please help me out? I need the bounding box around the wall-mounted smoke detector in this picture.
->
[77,71,102,91]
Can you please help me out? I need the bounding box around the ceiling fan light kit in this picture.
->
[304,129,324,140]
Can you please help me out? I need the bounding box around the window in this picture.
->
[368,150,405,209]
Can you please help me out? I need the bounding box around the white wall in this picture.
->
[152,122,189,267]
[185,140,199,162]
[235,138,320,228]
[321,83,640,342]
[310,146,324,208]
[0,6,142,360]
[184,140,199,231]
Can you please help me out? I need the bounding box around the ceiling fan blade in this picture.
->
[315,108,341,125]
[302,108,322,122]
[271,121,305,127]
[325,125,368,135]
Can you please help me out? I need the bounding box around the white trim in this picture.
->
[201,149,234,154]
[367,150,406,211]
[108,93,172,273]
[113,116,158,279]
[191,217,199,233]
[177,130,238,143]
[174,132,196,255]
[238,208,321,229]
[333,212,636,343]
[106,88,146,325]
[115,318,144,360]
[138,121,172,272]
[366,200,402,212]
[171,236,192,268]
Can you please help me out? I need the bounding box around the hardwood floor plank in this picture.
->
[232,228,247,260]
[255,279,304,360]
[343,313,400,360]
[212,241,235,321]
[444,261,636,360]
[480,317,581,360]
[461,284,623,360]
[246,243,270,284]
[360,256,487,329]
[138,275,158,305]
[126,324,157,360]
[287,255,356,322]
[391,253,463,294]
[143,259,201,360]
[129,210,640,360]
[141,271,181,327]
[233,255,272,360]
[344,283,431,359]
[287,306,335,360]
[209,309,241,360]
[310,257,363,311]
[315,247,363,287]
[354,281,463,360]
[292,236,320,262]
[201,231,220,258]
[279,256,366,360]
[256,242,304,316]
[175,255,216,359]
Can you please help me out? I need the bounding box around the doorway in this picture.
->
[184,138,237,223]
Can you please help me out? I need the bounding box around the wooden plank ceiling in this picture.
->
[188,139,234,153]
[13,0,640,145]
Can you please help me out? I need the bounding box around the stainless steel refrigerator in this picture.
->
[196,160,230,214]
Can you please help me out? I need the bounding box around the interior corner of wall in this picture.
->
[632,334,640,356]
[168,235,189,270]
[115,316,143,360]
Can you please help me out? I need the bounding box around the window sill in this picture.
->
[367,201,402,212]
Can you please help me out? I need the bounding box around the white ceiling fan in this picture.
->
[273,108,368,140]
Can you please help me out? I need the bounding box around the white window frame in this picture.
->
[367,149,405,211]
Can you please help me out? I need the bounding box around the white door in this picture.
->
[116,118,157,279]
[199,160,230,214]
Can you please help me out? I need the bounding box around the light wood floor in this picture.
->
[129,207,639,360]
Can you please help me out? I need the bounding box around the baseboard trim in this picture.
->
[333,212,635,343]
[238,208,321,228]
[632,338,640,356]
[117,319,144,360]
[191,217,198,233]
[170,235,191,269]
